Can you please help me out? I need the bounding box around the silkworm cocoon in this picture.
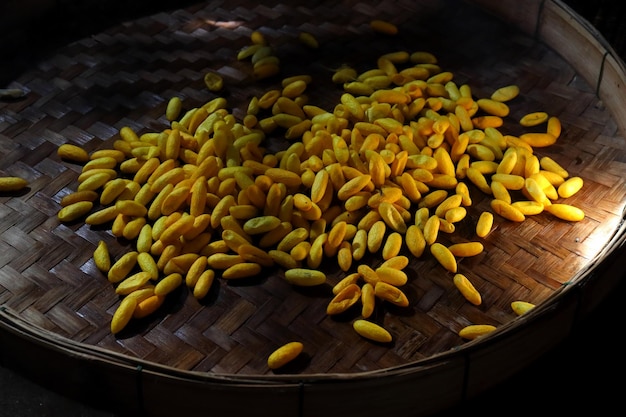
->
[557,176,584,198]
[511,301,536,316]
[491,199,525,222]
[406,225,426,258]
[448,242,484,258]
[430,243,457,273]
[540,156,569,178]
[519,132,557,147]
[108,251,139,283]
[519,111,548,126]
[284,268,326,286]
[490,84,519,102]
[369,19,398,35]
[453,273,481,305]
[326,284,361,315]
[267,342,304,369]
[459,324,497,340]
[93,240,111,273]
[544,203,585,222]
[110,297,138,334]
[222,262,263,279]
[57,144,90,163]
[58,201,93,222]
[373,281,409,307]
[353,319,393,343]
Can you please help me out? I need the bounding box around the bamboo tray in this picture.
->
[1,0,625,416]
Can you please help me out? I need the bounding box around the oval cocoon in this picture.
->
[459,324,496,340]
[557,176,583,198]
[353,319,393,343]
[284,268,326,286]
[544,203,585,222]
[267,341,304,369]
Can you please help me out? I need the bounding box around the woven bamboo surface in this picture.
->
[1,0,625,377]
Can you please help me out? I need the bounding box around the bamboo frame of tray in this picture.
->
[0,1,625,416]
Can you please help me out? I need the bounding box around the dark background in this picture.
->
[1,1,625,416]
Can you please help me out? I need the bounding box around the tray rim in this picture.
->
[1,0,626,415]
